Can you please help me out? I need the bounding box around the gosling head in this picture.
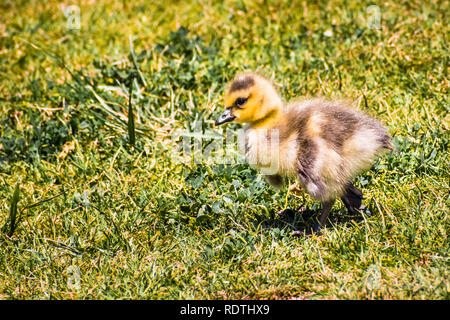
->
[215,73,283,126]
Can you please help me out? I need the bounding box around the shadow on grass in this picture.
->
[260,204,366,236]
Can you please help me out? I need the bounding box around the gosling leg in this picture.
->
[312,199,335,233]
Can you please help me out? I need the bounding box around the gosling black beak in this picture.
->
[215,108,236,126]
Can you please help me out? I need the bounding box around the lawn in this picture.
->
[0,0,448,299]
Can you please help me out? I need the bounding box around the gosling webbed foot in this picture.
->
[312,222,322,233]
[341,183,363,214]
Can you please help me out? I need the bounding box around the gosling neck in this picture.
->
[249,106,285,130]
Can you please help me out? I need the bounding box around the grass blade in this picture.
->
[2,184,21,237]
[128,77,136,147]
[129,35,147,87]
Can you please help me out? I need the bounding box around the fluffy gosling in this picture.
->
[215,73,393,232]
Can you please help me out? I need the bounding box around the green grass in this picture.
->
[0,0,448,299]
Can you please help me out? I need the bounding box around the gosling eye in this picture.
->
[234,97,248,108]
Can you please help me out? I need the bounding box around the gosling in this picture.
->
[215,73,392,232]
